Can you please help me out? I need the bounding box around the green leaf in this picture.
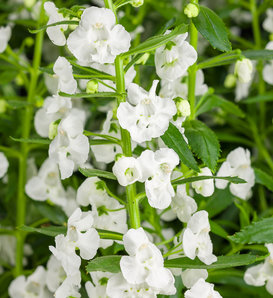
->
[59,91,119,99]
[6,100,32,109]
[96,229,123,241]
[196,95,245,118]
[230,217,273,244]
[10,137,50,145]
[164,254,265,269]
[86,255,122,273]
[210,220,229,240]
[254,168,273,192]
[121,24,188,57]
[79,168,117,180]
[0,70,17,84]
[242,49,273,60]
[29,20,79,34]
[33,202,67,225]
[215,131,254,147]
[161,123,199,172]
[172,175,245,185]
[89,139,119,146]
[184,120,220,171]
[241,93,273,104]
[18,225,66,237]
[193,6,232,52]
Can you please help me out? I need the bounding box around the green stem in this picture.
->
[188,19,198,120]
[15,25,44,276]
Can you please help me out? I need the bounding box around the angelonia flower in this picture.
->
[49,112,90,179]
[44,1,68,46]
[0,152,9,178]
[216,147,255,200]
[263,41,273,85]
[182,210,217,265]
[192,167,215,197]
[155,32,197,81]
[184,278,222,298]
[234,58,253,83]
[0,26,11,53]
[117,80,177,143]
[67,7,131,64]
[119,228,176,295]
[86,271,114,297]
[263,8,273,34]
[244,244,273,295]
[181,269,208,288]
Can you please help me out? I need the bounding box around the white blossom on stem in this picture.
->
[184,278,222,298]
[0,26,11,53]
[263,41,273,85]
[192,167,214,197]
[0,152,9,178]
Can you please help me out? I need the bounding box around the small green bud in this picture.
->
[131,0,144,7]
[15,75,24,86]
[270,33,273,41]
[115,153,124,161]
[25,37,34,47]
[224,74,236,88]
[0,100,7,113]
[77,10,83,18]
[86,80,99,94]
[175,98,191,118]
[35,96,44,107]
[24,0,36,8]
[184,3,199,18]
[49,120,60,140]
[136,53,150,65]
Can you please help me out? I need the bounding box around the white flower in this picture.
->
[67,208,100,260]
[185,278,222,298]
[181,269,208,288]
[244,244,273,295]
[216,147,255,200]
[138,148,179,209]
[25,158,67,206]
[55,274,81,298]
[192,167,214,197]
[9,266,50,298]
[155,32,197,81]
[86,271,114,298]
[53,56,77,94]
[62,186,79,217]
[120,228,176,295]
[49,234,81,276]
[234,58,253,83]
[67,7,131,64]
[49,112,89,179]
[117,80,177,143]
[263,8,273,33]
[183,211,217,265]
[113,156,142,186]
[0,152,9,178]
[106,273,158,298]
[263,41,273,85]
[0,26,11,53]
[46,255,66,292]
[44,2,68,46]
[171,184,197,222]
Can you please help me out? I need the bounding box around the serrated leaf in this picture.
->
[161,123,199,172]
[172,175,246,185]
[254,168,273,192]
[29,20,79,34]
[10,137,50,145]
[164,254,265,269]
[59,91,119,98]
[121,24,188,57]
[230,217,273,244]
[196,95,245,118]
[79,168,117,180]
[18,225,66,237]
[184,120,220,171]
[242,49,273,60]
[193,6,231,52]
[86,255,122,273]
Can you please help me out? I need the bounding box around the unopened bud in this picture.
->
[24,0,36,8]
[49,120,60,140]
[184,3,199,18]
[0,100,7,113]
[15,75,24,86]
[224,74,236,88]
[270,33,273,41]
[86,80,98,94]
[175,98,191,118]
[25,37,34,47]
[136,53,150,65]
[131,0,144,7]
[234,58,253,83]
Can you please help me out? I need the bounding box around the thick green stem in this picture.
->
[15,27,44,276]
[115,56,140,229]
[188,20,198,120]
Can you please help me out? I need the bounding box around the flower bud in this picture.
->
[131,0,144,7]
[0,99,7,113]
[224,74,236,88]
[15,75,24,86]
[25,37,34,47]
[270,33,273,41]
[234,58,253,83]
[184,3,199,18]
[86,79,98,94]
[136,53,150,65]
[175,98,191,118]
[24,0,36,8]
[49,120,60,140]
